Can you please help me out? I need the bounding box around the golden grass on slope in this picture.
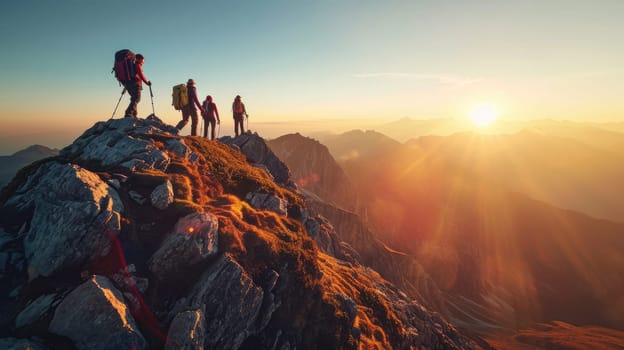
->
[317,253,405,350]
[185,137,302,207]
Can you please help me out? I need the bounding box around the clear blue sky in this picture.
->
[1,0,623,153]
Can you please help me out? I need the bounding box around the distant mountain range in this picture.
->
[271,129,624,348]
[0,145,59,189]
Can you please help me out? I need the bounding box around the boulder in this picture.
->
[148,213,219,283]
[49,275,146,350]
[4,162,123,280]
[60,118,171,172]
[245,192,287,215]
[170,254,265,350]
[14,293,61,329]
[150,180,174,210]
[221,133,295,188]
[165,309,206,350]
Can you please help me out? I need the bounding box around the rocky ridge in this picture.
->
[0,117,473,349]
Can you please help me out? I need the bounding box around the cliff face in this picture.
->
[267,134,360,213]
[0,117,473,350]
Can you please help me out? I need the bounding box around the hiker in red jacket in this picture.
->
[232,95,248,137]
[202,95,220,140]
[175,79,205,136]
[124,54,151,118]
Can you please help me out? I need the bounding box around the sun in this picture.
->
[469,104,498,127]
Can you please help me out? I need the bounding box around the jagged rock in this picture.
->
[4,162,123,280]
[148,213,219,283]
[165,309,206,350]
[106,178,121,190]
[165,138,190,158]
[14,293,61,329]
[221,133,295,188]
[60,117,171,172]
[151,180,174,210]
[245,192,287,215]
[170,254,265,350]
[109,271,149,295]
[129,190,146,205]
[0,337,48,350]
[49,275,146,350]
[255,269,282,333]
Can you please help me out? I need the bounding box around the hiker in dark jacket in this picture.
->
[232,95,247,136]
[202,95,220,140]
[124,54,151,118]
[175,79,205,136]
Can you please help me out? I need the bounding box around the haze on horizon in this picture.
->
[1,0,623,154]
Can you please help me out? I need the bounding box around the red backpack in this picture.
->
[112,49,136,84]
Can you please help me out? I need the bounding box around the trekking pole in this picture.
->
[217,121,221,138]
[111,88,126,119]
[245,114,249,133]
[149,84,155,116]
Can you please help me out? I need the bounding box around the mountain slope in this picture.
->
[0,117,473,349]
[267,133,360,212]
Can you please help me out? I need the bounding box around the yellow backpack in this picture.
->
[172,84,188,110]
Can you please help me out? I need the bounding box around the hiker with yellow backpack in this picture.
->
[173,79,205,136]
[232,95,248,136]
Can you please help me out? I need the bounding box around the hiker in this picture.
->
[175,79,205,136]
[232,95,248,136]
[123,54,151,118]
[202,95,220,140]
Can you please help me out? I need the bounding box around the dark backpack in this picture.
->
[112,49,136,84]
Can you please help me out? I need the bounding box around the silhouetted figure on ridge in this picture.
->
[175,79,205,136]
[202,95,220,140]
[232,95,248,136]
[114,52,151,118]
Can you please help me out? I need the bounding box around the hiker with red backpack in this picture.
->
[202,95,220,140]
[175,79,205,136]
[232,95,248,136]
[112,50,151,118]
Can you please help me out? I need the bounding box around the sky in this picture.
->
[1,0,623,153]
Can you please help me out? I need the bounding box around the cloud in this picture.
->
[352,73,483,87]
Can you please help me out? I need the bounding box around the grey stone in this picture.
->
[5,163,123,280]
[245,192,287,215]
[221,133,295,188]
[150,180,174,210]
[49,275,146,350]
[148,212,219,283]
[170,254,264,350]
[60,118,173,172]
[165,309,206,350]
[129,190,146,205]
[107,178,121,190]
[14,293,59,329]
[165,138,190,158]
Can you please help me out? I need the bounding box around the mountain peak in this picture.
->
[0,117,473,349]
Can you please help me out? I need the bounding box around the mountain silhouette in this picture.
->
[0,117,473,349]
[0,145,59,190]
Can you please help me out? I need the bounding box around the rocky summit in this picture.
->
[0,116,474,349]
